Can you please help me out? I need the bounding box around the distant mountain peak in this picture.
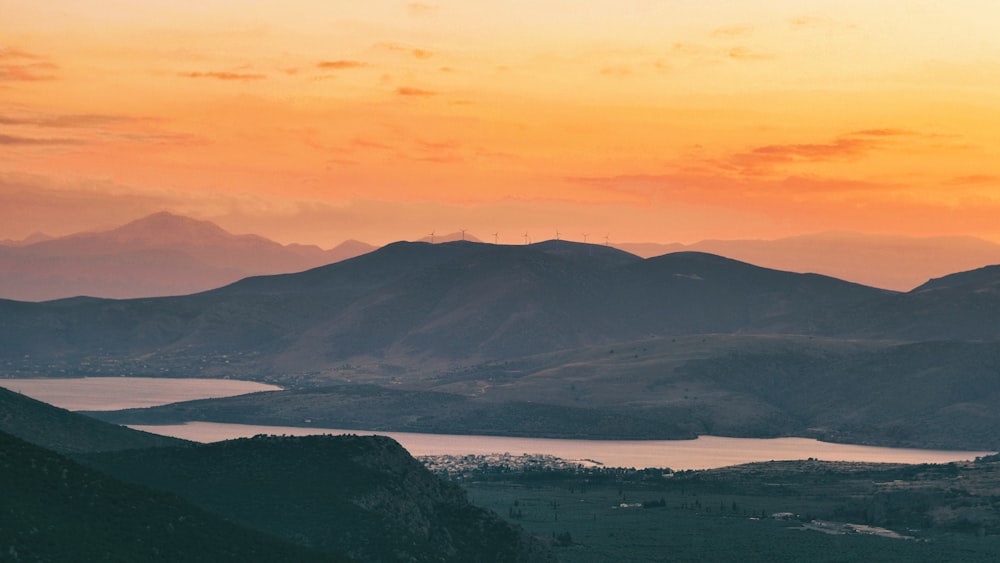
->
[111,211,237,244]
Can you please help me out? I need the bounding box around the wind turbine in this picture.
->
[493,232,499,244]
[583,233,589,243]
[460,228,467,241]
[604,233,610,246]
[555,230,560,241]
[428,230,435,244]
[523,232,529,245]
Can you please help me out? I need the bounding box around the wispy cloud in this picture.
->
[726,47,771,61]
[848,128,918,137]
[177,71,266,81]
[317,60,368,70]
[377,42,434,59]
[721,138,875,176]
[599,64,632,77]
[407,2,436,15]
[0,113,135,128]
[0,134,82,145]
[396,86,436,96]
[948,174,999,186]
[0,47,57,81]
[712,25,753,37]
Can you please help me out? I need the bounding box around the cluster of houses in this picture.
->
[417,452,601,477]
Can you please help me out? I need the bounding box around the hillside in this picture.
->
[0,429,345,562]
[0,212,375,301]
[0,241,896,380]
[80,434,552,562]
[0,386,188,454]
[92,336,1000,450]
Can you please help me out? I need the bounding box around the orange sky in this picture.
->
[2,1,1000,246]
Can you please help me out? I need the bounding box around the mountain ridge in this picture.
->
[0,212,376,301]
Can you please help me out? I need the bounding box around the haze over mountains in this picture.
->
[0,212,375,301]
[617,232,1000,292]
[3,212,1000,301]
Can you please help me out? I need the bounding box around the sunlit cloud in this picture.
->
[396,86,436,96]
[407,2,436,16]
[0,113,136,128]
[317,60,368,70]
[948,175,999,186]
[848,128,918,138]
[376,42,434,59]
[712,25,753,37]
[0,47,57,81]
[0,134,82,145]
[599,64,632,77]
[177,71,266,81]
[726,47,771,61]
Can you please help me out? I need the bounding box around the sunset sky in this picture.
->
[2,1,1000,246]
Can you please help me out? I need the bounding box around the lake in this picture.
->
[128,421,993,470]
[0,377,281,411]
[2,376,992,470]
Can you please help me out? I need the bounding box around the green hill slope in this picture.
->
[81,434,553,562]
[0,429,346,562]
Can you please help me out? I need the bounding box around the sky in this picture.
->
[2,1,1000,247]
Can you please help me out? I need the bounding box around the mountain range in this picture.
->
[0,212,375,301]
[3,212,1000,302]
[5,239,1000,449]
[616,231,1000,291]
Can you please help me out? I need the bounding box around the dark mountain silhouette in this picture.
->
[81,434,552,562]
[0,429,345,562]
[0,211,376,301]
[616,231,1000,291]
[0,386,188,454]
[0,241,897,378]
[826,264,1000,340]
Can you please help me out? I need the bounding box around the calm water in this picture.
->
[3,376,991,470]
[0,377,281,411]
[129,421,994,471]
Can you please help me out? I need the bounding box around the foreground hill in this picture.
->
[0,240,894,379]
[0,386,187,454]
[0,211,374,301]
[0,429,345,562]
[80,434,552,562]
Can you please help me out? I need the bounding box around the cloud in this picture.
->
[353,137,393,149]
[0,134,82,145]
[0,113,136,128]
[726,47,771,61]
[720,138,874,176]
[317,60,368,70]
[712,25,753,37]
[0,48,57,81]
[848,128,918,137]
[376,42,434,59]
[599,64,632,77]
[177,71,266,81]
[396,86,436,96]
[407,2,436,15]
[0,47,43,60]
[948,175,999,186]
